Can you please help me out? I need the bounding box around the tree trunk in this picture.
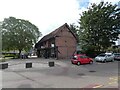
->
[18,49,22,58]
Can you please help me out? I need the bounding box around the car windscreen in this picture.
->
[114,54,120,56]
[98,54,106,57]
[107,55,112,57]
[80,56,88,58]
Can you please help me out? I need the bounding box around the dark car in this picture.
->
[71,54,93,65]
[113,53,120,60]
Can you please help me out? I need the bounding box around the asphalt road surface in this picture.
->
[1,58,119,88]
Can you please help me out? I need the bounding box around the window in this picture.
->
[51,43,55,47]
[107,55,112,57]
[80,56,88,58]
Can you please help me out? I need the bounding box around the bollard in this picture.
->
[0,63,8,69]
[26,62,32,68]
[49,61,54,67]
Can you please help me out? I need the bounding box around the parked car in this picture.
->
[95,53,114,62]
[71,55,93,65]
[113,53,120,60]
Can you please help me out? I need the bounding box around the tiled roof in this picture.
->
[35,23,77,48]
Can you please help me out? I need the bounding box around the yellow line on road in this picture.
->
[109,76,118,85]
[93,85,103,88]
[109,78,118,80]
[108,81,117,85]
[109,77,118,80]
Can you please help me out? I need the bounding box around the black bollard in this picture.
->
[26,62,32,68]
[0,63,8,69]
[49,61,54,67]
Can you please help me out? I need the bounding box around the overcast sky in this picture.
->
[0,0,119,39]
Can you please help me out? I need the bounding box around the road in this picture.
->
[1,58,119,88]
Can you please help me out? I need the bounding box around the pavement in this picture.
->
[0,58,119,89]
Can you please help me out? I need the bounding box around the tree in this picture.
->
[0,22,2,57]
[2,17,42,56]
[69,23,80,42]
[79,1,120,55]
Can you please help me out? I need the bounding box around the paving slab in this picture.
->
[1,58,119,88]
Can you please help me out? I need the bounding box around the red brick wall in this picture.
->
[55,27,77,59]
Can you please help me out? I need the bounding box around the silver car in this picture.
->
[95,53,114,62]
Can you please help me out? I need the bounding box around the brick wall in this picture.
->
[55,27,77,59]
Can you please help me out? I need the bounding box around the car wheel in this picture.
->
[111,59,114,62]
[89,61,93,64]
[77,62,81,66]
[103,59,106,63]
[71,61,74,64]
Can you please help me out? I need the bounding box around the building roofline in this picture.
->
[35,23,78,48]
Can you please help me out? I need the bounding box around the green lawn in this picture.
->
[0,57,13,62]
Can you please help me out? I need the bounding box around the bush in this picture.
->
[3,53,19,59]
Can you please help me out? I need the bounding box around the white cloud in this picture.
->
[0,0,80,37]
[0,0,119,39]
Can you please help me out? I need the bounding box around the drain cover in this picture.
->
[89,70,96,72]
[77,73,85,76]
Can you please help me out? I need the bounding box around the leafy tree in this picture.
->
[69,24,78,35]
[2,17,42,56]
[79,1,120,55]
[0,22,2,57]
[69,23,80,43]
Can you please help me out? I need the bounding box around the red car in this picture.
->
[71,55,93,65]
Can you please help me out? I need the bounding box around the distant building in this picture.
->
[35,23,78,59]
